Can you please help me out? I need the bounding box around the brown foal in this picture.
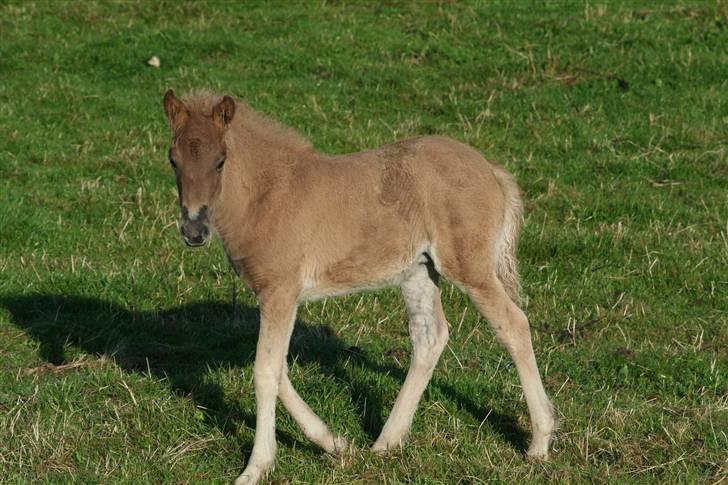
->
[163,89,556,484]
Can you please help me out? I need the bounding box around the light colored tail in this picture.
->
[491,164,524,306]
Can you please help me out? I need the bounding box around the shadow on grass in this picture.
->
[0,293,528,455]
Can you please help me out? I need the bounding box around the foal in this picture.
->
[163,89,556,484]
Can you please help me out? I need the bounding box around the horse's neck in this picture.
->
[214,119,309,240]
[236,115,311,166]
[213,161,251,253]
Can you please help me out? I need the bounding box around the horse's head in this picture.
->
[163,90,235,247]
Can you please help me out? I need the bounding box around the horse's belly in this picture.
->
[299,250,429,302]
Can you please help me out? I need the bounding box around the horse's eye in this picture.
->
[216,157,226,172]
[169,158,177,169]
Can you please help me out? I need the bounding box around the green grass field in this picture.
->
[1,1,726,483]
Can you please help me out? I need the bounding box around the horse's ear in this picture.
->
[213,95,236,128]
[164,89,188,129]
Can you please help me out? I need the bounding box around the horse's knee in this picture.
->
[468,282,531,348]
[490,310,532,355]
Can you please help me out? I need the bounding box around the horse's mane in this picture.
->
[181,89,313,153]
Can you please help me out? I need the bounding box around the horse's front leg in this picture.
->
[279,369,351,455]
[235,287,298,485]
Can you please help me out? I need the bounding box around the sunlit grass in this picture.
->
[0,1,726,483]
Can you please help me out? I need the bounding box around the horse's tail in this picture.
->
[491,163,524,306]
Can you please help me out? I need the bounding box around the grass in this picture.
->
[1,0,726,482]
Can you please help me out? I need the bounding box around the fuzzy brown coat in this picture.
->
[163,90,554,485]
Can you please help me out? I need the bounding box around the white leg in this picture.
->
[468,278,556,458]
[235,289,297,485]
[372,261,449,451]
[279,368,350,454]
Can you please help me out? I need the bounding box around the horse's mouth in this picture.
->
[182,236,209,248]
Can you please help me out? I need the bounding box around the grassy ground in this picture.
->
[1,1,726,483]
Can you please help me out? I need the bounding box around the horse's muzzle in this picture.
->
[180,206,210,247]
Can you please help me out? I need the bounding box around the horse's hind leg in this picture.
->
[372,258,449,451]
[465,275,556,458]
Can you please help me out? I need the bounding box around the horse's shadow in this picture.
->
[0,292,528,455]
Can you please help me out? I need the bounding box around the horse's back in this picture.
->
[331,134,507,239]
[292,135,510,294]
